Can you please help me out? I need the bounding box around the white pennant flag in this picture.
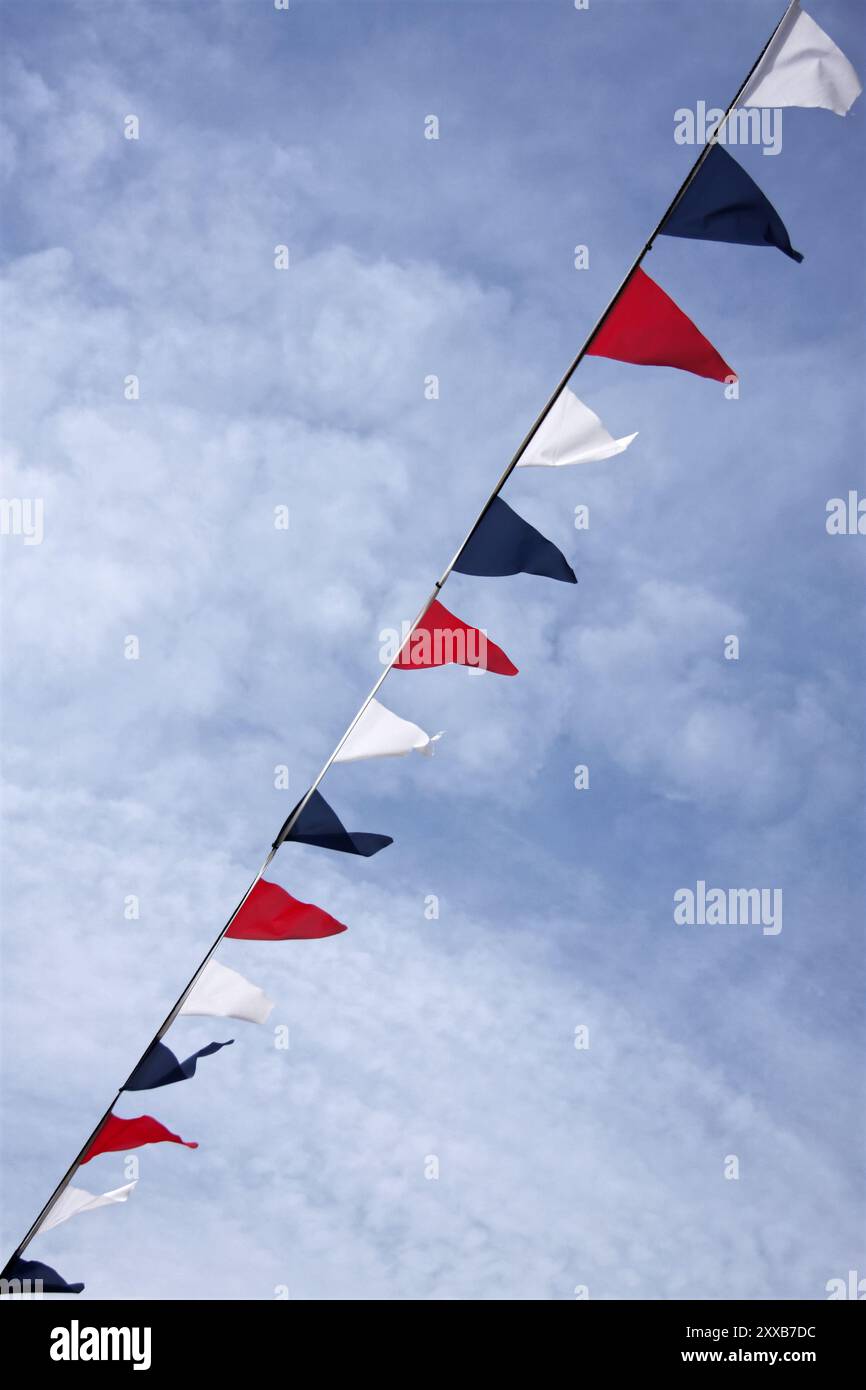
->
[334,698,442,763]
[742,2,862,115]
[37,1181,137,1234]
[181,959,274,1024]
[517,387,637,468]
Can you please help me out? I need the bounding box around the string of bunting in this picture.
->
[2,0,860,1296]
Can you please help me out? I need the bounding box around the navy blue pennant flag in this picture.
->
[455,497,577,583]
[2,1255,84,1295]
[123,1039,234,1091]
[661,143,802,262]
[285,789,392,857]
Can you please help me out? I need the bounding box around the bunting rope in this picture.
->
[4,0,861,1293]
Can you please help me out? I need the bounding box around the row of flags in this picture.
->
[4,0,860,1297]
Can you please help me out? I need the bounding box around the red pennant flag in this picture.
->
[587,267,735,383]
[227,878,347,941]
[393,599,518,675]
[82,1113,198,1163]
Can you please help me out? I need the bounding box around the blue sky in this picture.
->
[1,0,863,1300]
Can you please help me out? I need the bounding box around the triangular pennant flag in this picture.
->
[181,959,274,1023]
[517,387,638,468]
[82,1113,198,1163]
[37,1182,137,1234]
[741,1,861,115]
[334,697,442,763]
[393,599,518,675]
[662,143,803,262]
[284,789,393,857]
[587,267,735,382]
[227,878,348,940]
[124,1039,233,1090]
[455,497,576,583]
[1,1255,84,1295]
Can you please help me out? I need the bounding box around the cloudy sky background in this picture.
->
[1,0,863,1300]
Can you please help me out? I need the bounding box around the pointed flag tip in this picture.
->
[741,0,862,116]
[285,789,393,857]
[2,1256,85,1295]
[83,1113,199,1161]
[333,697,440,764]
[589,267,734,383]
[228,878,349,939]
[518,389,637,467]
[394,599,517,675]
[455,496,576,584]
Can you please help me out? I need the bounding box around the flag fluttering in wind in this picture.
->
[82,1113,198,1163]
[333,697,441,764]
[454,497,577,584]
[741,0,862,115]
[588,267,735,382]
[517,387,638,467]
[181,959,274,1023]
[37,1182,137,1235]
[2,1255,84,1294]
[393,599,518,675]
[124,1039,233,1091]
[662,143,803,261]
[226,877,347,939]
[283,789,393,857]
